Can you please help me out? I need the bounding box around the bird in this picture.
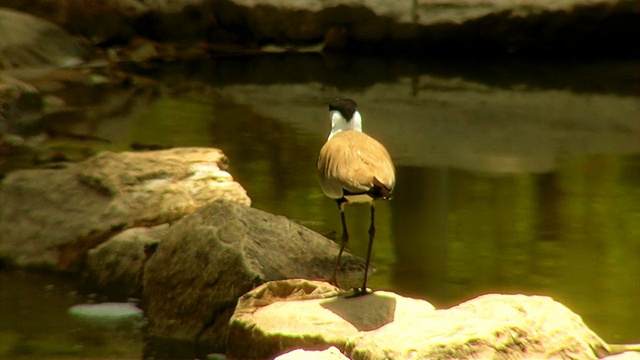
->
[317,98,395,296]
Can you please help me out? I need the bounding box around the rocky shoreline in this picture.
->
[0,146,638,359]
[2,0,638,174]
[2,0,638,57]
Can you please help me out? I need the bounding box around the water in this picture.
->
[0,54,638,358]
[0,271,144,359]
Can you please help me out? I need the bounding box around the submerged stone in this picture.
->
[68,302,143,325]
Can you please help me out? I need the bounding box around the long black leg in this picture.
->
[357,203,375,296]
[330,200,348,287]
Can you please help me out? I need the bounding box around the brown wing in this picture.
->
[317,130,395,199]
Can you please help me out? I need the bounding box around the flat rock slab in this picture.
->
[227,280,610,360]
[0,147,250,271]
[143,200,365,353]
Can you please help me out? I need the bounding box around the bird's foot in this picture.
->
[344,287,372,298]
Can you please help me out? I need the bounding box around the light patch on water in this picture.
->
[68,302,143,324]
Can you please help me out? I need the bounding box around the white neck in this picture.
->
[328,110,362,140]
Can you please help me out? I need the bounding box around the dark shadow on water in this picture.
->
[320,292,397,332]
[143,336,218,360]
[391,166,449,306]
[121,53,638,96]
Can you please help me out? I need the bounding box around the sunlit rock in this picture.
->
[602,352,640,360]
[227,280,418,359]
[226,280,610,360]
[143,201,365,354]
[348,293,609,360]
[275,346,349,360]
[0,147,250,271]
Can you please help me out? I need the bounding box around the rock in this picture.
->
[348,293,609,360]
[82,224,168,298]
[0,65,162,173]
[227,280,412,359]
[0,73,43,135]
[1,1,147,44]
[603,352,640,360]
[142,200,365,354]
[133,0,634,57]
[0,147,250,271]
[0,8,88,70]
[208,0,638,56]
[6,0,637,57]
[227,280,610,360]
[68,302,144,326]
[275,346,349,360]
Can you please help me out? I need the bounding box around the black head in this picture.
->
[329,98,358,121]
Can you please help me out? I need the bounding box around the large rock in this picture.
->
[347,293,608,360]
[0,8,88,69]
[603,353,640,360]
[5,0,637,57]
[227,280,610,360]
[142,200,365,354]
[0,147,250,271]
[0,74,43,135]
[82,224,168,299]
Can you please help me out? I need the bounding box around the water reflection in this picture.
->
[389,159,639,343]
[126,56,639,344]
[0,271,143,359]
[1,54,638,359]
[391,166,449,303]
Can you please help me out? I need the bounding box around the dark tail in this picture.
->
[370,177,393,200]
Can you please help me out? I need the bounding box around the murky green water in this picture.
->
[1,54,638,358]
[0,271,144,359]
